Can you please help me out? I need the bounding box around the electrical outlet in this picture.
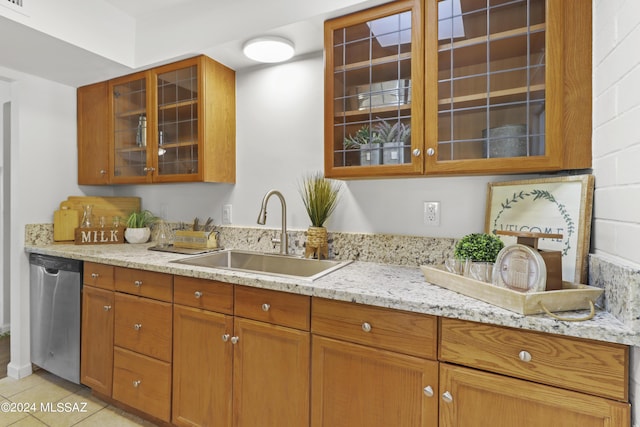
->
[222,204,232,224]
[424,201,440,226]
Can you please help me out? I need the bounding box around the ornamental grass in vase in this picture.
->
[299,172,342,259]
[124,209,158,244]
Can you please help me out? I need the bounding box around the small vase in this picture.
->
[305,226,329,259]
[124,227,151,244]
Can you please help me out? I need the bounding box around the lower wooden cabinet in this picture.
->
[439,363,630,427]
[80,285,114,396]
[311,335,438,427]
[233,317,310,427]
[172,304,233,427]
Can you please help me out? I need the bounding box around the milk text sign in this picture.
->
[74,227,125,245]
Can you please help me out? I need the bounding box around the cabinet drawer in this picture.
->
[311,298,438,359]
[115,267,173,302]
[113,347,171,422]
[84,262,114,290]
[234,286,310,330]
[114,293,172,362]
[439,318,629,401]
[174,276,233,314]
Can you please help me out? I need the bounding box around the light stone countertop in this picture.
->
[24,242,640,347]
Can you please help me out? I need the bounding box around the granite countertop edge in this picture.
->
[25,243,640,347]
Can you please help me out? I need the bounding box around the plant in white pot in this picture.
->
[343,125,381,166]
[124,210,158,244]
[299,172,342,259]
[374,119,411,165]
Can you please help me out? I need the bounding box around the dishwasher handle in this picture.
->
[29,253,82,273]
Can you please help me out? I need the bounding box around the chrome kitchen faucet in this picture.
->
[257,189,289,255]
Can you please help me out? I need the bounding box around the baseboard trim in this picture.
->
[6,362,32,379]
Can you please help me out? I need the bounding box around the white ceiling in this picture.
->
[0,0,389,87]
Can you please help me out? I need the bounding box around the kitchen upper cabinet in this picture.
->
[324,0,592,178]
[424,0,591,174]
[78,55,235,185]
[77,82,110,185]
[324,0,425,178]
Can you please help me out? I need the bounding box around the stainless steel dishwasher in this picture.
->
[29,253,82,384]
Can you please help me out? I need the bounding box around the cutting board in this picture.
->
[59,196,141,226]
[53,208,80,241]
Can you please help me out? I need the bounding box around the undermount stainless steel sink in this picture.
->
[171,249,352,281]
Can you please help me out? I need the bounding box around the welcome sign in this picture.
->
[485,175,594,284]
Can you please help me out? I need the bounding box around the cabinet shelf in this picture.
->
[158,99,197,111]
[438,23,545,53]
[334,52,412,73]
[115,108,146,119]
[438,84,545,110]
[116,140,197,154]
[337,103,412,119]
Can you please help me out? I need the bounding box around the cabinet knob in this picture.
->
[426,148,435,157]
[262,303,271,312]
[423,386,434,397]
[230,336,239,345]
[143,166,156,173]
[412,148,421,157]
[361,322,372,333]
[194,291,203,299]
[222,334,230,342]
[103,305,111,311]
[91,273,99,279]
[132,380,141,388]
[99,169,107,175]
[133,323,142,331]
[134,280,143,287]
[442,391,453,403]
[519,350,532,362]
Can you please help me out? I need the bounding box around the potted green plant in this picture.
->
[454,233,504,262]
[124,209,158,244]
[299,172,342,259]
[374,119,411,165]
[344,125,381,166]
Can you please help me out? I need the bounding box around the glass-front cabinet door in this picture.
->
[111,71,152,183]
[153,60,201,182]
[325,0,424,178]
[424,0,591,174]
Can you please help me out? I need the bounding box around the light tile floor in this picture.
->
[0,369,158,426]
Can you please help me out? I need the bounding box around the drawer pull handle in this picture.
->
[91,273,99,279]
[442,391,453,403]
[262,303,271,312]
[361,322,372,333]
[133,323,142,331]
[519,350,532,362]
[132,380,141,388]
[194,291,203,299]
[103,305,111,311]
[134,280,143,287]
[423,386,434,397]
[222,334,230,342]
[230,336,239,345]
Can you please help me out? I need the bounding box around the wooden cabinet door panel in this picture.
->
[80,286,114,396]
[235,286,310,330]
[77,81,110,185]
[83,262,115,290]
[172,305,233,427]
[439,363,630,427]
[233,317,310,427]
[114,267,173,302]
[311,335,438,427]
[114,293,172,361]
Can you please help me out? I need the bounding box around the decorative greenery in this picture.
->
[374,119,411,144]
[454,233,505,262]
[299,172,342,227]
[491,189,573,255]
[126,210,158,228]
[343,119,411,149]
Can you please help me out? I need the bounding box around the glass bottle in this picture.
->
[80,205,93,228]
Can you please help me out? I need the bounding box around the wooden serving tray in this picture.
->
[421,265,603,316]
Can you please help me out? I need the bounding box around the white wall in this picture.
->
[0,81,9,333]
[592,0,640,425]
[0,66,84,378]
[123,53,505,239]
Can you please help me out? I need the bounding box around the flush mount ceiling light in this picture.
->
[243,36,295,63]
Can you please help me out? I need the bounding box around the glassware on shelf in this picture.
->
[80,205,93,228]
